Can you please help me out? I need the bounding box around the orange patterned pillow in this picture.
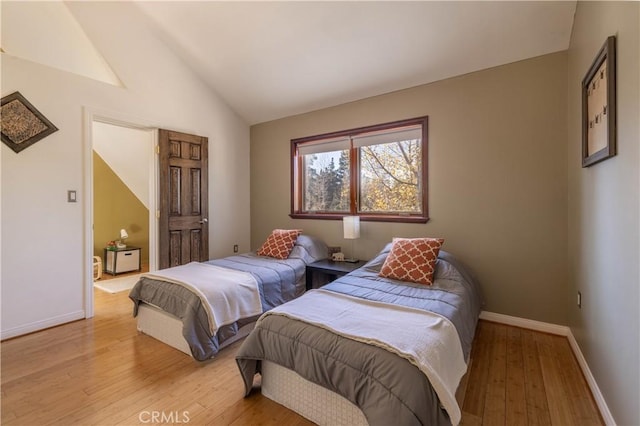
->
[257,229,302,260]
[379,237,444,285]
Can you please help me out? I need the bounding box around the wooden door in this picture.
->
[158,129,209,269]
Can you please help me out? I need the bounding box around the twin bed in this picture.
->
[129,233,482,425]
[237,242,482,425]
[129,233,328,360]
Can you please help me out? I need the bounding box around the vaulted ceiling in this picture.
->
[2,1,577,125]
[135,1,576,124]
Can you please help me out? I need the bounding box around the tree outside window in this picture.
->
[291,116,428,223]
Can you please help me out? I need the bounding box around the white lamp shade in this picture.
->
[343,216,360,239]
[120,229,129,239]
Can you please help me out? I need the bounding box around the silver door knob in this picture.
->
[199,218,208,224]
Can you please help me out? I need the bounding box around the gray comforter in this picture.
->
[129,246,323,360]
[236,248,483,425]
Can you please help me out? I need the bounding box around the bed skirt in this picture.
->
[136,303,255,358]
[261,360,368,426]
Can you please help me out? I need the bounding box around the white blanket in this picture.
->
[143,262,261,336]
[263,289,467,425]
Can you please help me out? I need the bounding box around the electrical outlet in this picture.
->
[577,291,582,308]
[233,244,238,253]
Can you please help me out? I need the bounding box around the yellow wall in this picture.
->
[93,151,149,264]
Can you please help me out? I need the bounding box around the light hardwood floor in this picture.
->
[1,289,603,425]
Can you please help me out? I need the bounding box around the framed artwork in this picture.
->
[1,91,58,153]
[582,36,616,167]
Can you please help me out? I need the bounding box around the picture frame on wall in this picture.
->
[581,35,616,168]
[1,91,58,154]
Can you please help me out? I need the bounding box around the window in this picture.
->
[291,116,428,223]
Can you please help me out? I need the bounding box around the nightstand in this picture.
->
[104,246,142,275]
[305,259,368,291]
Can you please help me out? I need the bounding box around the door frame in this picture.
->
[82,107,158,318]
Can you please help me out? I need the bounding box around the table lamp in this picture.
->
[343,216,360,262]
[117,228,128,249]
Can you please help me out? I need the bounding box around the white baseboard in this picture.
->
[1,310,85,340]
[566,332,616,426]
[479,310,615,426]
[479,311,570,336]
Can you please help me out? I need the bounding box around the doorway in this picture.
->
[84,111,158,318]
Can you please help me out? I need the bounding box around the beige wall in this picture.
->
[567,2,640,425]
[93,152,150,264]
[251,52,569,324]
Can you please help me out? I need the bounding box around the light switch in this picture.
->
[67,190,77,203]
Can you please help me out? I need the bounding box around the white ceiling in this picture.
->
[2,1,576,126]
[2,1,121,87]
[135,1,576,125]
